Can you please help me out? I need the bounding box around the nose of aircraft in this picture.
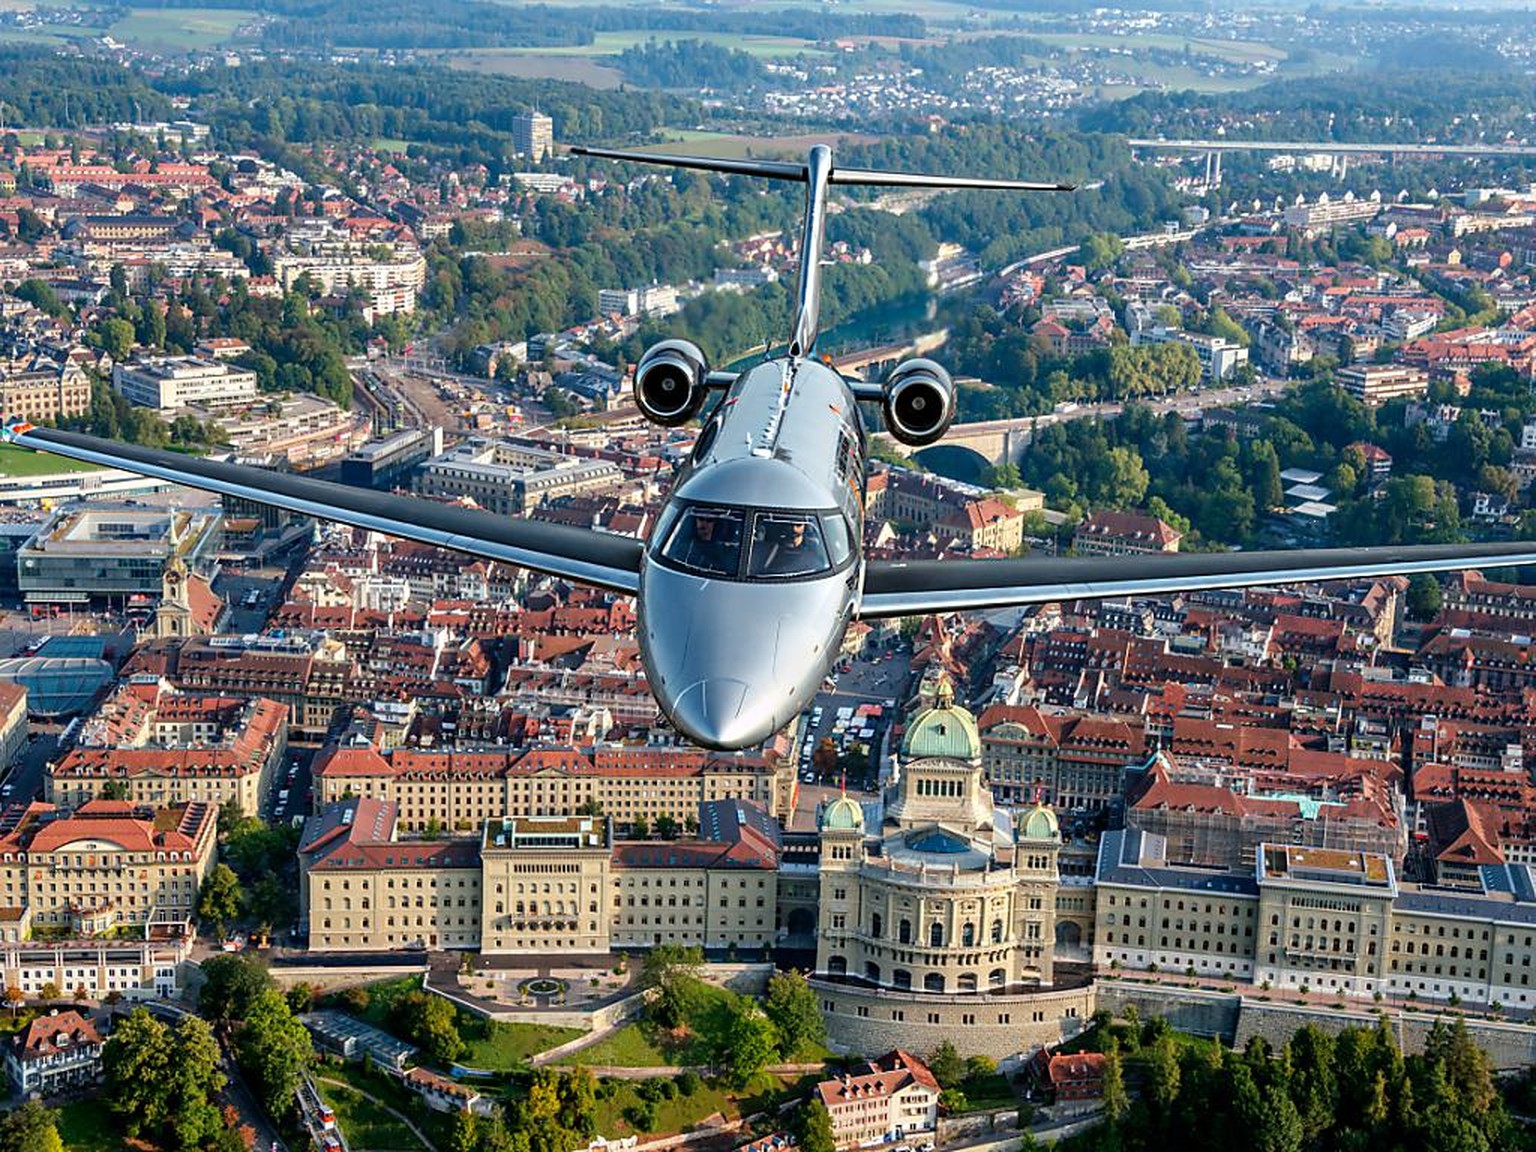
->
[668,677,765,750]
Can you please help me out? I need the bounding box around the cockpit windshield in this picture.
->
[748,513,830,579]
[655,504,851,582]
[658,506,746,578]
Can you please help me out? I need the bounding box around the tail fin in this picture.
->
[570,143,1073,357]
[568,144,1075,192]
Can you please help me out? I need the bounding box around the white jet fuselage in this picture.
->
[637,356,866,748]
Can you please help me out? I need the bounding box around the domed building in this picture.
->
[811,674,1095,1060]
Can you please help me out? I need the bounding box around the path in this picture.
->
[552,1062,826,1078]
[315,1075,439,1152]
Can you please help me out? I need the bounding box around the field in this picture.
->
[56,1098,120,1152]
[108,7,258,51]
[486,30,826,58]
[591,1077,737,1139]
[443,50,626,89]
[0,444,100,477]
[1030,31,1288,66]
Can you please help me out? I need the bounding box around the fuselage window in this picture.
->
[748,513,830,579]
[659,506,746,577]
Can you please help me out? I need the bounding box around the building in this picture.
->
[312,742,788,831]
[0,680,26,773]
[810,676,1095,1060]
[612,799,781,951]
[47,678,288,816]
[1073,510,1182,556]
[513,111,554,161]
[301,795,782,955]
[273,248,428,318]
[0,932,191,1001]
[816,1050,941,1150]
[0,357,91,423]
[1283,192,1382,234]
[6,1010,103,1097]
[1337,365,1430,407]
[0,800,218,934]
[112,357,259,412]
[415,440,623,517]
[17,507,222,604]
[1142,328,1249,382]
[479,815,611,955]
[341,428,443,491]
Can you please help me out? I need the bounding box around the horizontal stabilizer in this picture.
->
[1,425,643,595]
[568,144,1072,192]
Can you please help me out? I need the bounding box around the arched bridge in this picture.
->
[830,329,950,381]
[873,416,1037,475]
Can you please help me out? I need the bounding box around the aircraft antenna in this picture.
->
[569,144,1072,359]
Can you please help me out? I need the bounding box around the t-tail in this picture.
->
[569,144,1074,359]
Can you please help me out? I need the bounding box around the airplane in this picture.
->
[8,143,1536,751]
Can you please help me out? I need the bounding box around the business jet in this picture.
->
[8,144,1536,750]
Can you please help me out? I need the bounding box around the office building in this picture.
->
[112,357,259,412]
[513,111,554,161]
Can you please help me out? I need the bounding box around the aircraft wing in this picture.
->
[2,426,643,596]
[857,541,1536,618]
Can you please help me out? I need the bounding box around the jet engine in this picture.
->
[634,339,709,427]
[881,358,955,447]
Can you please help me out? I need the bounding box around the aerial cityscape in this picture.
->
[0,1,1533,1151]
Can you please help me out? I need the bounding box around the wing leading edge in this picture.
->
[3,426,643,596]
[858,542,1536,619]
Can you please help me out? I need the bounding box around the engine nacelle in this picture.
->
[881,358,955,447]
[634,339,709,427]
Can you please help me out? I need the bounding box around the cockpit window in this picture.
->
[748,513,830,579]
[821,514,854,568]
[659,506,745,577]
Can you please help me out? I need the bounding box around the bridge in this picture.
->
[830,328,950,380]
[1129,138,1536,158]
[873,415,1041,476]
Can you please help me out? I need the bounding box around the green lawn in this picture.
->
[592,1078,737,1139]
[559,981,750,1069]
[956,1071,1019,1112]
[316,1079,427,1152]
[0,444,100,476]
[109,7,258,51]
[460,1018,586,1069]
[56,1098,120,1152]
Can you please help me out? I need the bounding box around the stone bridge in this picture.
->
[830,328,950,381]
[873,416,1037,476]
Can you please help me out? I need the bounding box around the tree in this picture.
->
[654,814,679,840]
[928,1040,967,1089]
[197,863,243,938]
[1146,1034,1181,1116]
[99,778,130,801]
[37,983,58,1002]
[1101,1048,1129,1125]
[719,999,776,1087]
[0,1101,63,1152]
[4,983,21,1016]
[198,954,273,1023]
[104,1009,226,1149]
[96,317,136,363]
[631,814,650,839]
[1407,573,1443,621]
[641,944,703,1029]
[791,1100,836,1152]
[392,990,464,1063]
[236,989,314,1121]
[764,971,825,1059]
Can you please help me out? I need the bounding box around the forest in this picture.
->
[1063,1014,1523,1152]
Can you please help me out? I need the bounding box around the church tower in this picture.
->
[155,554,192,639]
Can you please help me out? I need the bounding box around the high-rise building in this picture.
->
[513,111,554,162]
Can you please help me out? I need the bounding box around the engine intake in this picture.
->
[881,358,955,447]
[634,339,708,427]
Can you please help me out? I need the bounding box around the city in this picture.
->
[0,2,1530,1152]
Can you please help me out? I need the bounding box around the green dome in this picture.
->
[901,679,980,762]
[821,795,865,832]
[1020,802,1060,842]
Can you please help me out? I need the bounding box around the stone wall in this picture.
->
[1095,981,1241,1041]
[1098,980,1536,1072]
[811,977,1096,1062]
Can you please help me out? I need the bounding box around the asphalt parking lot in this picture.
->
[796,643,912,786]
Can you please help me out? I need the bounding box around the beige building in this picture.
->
[0,359,90,423]
[0,800,217,934]
[1337,364,1430,406]
[49,681,286,817]
[810,677,1094,1060]
[480,815,611,955]
[313,743,788,832]
[817,1050,941,1149]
